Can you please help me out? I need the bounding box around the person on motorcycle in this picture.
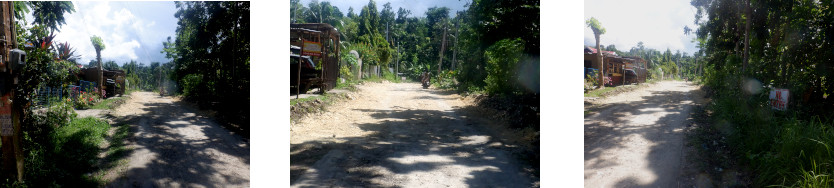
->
[421,68,430,87]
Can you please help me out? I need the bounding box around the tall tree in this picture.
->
[90,35,105,92]
[29,1,75,32]
[89,35,105,64]
[164,1,249,127]
[586,17,606,88]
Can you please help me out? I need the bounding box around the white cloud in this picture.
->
[21,1,177,65]
[584,0,699,55]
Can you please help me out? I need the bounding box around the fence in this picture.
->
[33,86,64,108]
[32,81,98,108]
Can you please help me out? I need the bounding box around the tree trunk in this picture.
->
[451,20,459,70]
[742,0,750,72]
[595,34,604,88]
[438,23,447,77]
[97,50,103,96]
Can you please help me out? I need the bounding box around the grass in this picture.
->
[16,117,112,187]
[89,123,132,185]
[290,94,330,106]
[584,86,617,98]
[90,97,124,109]
[702,87,834,187]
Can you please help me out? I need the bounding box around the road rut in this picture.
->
[291,82,534,187]
[107,92,250,188]
[584,81,701,187]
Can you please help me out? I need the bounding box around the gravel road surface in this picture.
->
[584,81,702,187]
[291,82,535,187]
[107,92,250,188]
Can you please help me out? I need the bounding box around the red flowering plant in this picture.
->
[72,90,99,109]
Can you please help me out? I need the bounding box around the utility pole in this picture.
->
[437,23,447,76]
[0,1,23,182]
[396,41,400,76]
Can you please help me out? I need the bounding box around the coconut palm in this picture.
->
[586,17,606,88]
[90,35,105,95]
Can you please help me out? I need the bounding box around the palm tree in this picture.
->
[586,17,606,88]
[90,35,105,95]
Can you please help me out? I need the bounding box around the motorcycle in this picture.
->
[421,73,431,89]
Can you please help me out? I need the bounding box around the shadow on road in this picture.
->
[106,99,249,187]
[584,83,704,187]
[291,98,535,187]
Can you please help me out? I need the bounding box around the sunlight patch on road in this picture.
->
[388,154,455,165]
[459,135,490,145]
[387,164,502,187]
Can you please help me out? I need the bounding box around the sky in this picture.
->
[584,0,699,55]
[300,0,469,18]
[25,1,179,66]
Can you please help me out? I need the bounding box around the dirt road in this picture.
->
[584,81,702,187]
[107,92,250,187]
[291,82,535,187]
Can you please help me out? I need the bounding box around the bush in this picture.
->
[340,65,353,82]
[484,38,524,95]
[15,101,108,187]
[72,90,99,109]
[700,57,834,187]
[434,70,457,89]
[584,73,598,92]
[181,74,203,99]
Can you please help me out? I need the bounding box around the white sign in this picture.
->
[769,89,789,111]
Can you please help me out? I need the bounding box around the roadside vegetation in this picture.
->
[681,0,834,186]
[0,1,246,186]
[586,0,834,185]
[161,2,249,137]
[11,101,116,187]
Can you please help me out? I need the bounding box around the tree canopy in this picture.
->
[164,1,249,128]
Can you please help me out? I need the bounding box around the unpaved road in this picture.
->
[291,82,535,187]
[584,81,702,187]
[107,92,250,187]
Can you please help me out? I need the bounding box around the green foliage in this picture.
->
[102,60,119,70]
[72,90,99,109]
[90,96,122,110]
[89,35,105,51]
[470,0,539,56]
[54,41,78,62]
[90,35,105,63]
[302,0,342,27]
[20,101,110,187]
[584,72,598,92]
[690,0,834,184]
[165,1,249,129]
[585,17,606,36]
[120,60,174,92]
[181,74,203,99]
[433,70,457,89]
[5,2,116,186]
[293,0,539,95]
[484,38,524,95]
[28,1,75,32]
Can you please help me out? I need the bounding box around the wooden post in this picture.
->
[0,1,22,182]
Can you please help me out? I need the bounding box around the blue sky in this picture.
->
[300,0,469,18]
[584,0,699,55]
[25,1,179,66]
